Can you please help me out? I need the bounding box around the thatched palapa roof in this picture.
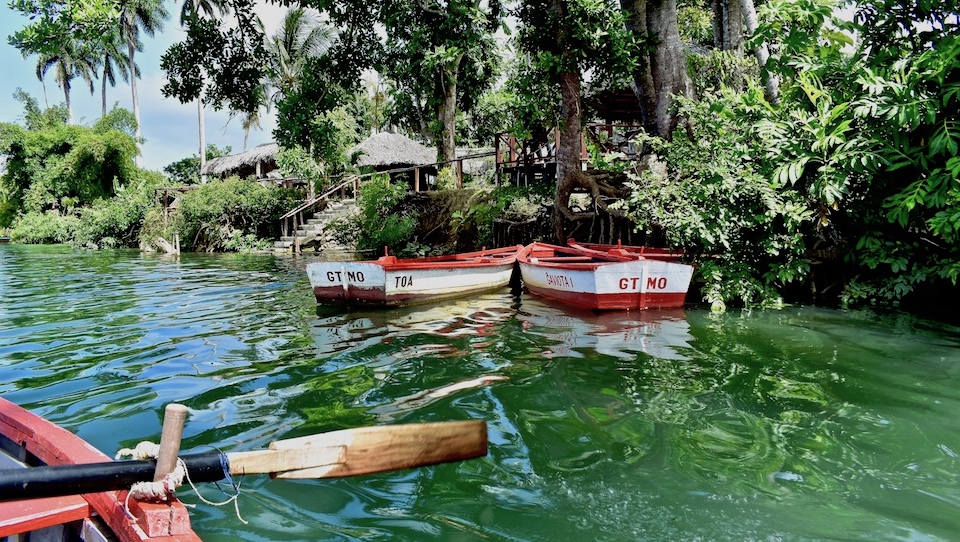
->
[350,132,436,168]
[201,142,279,177]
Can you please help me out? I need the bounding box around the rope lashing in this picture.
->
[115,441,184,502]
[115,441,248,524]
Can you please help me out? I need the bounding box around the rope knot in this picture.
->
[115,441,247,524]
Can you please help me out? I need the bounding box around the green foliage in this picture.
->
[276,145,325,190]
[13,89,68,130]
[379,0,503,150]
[615,91,811,309]
[7,0,120,57]
[462,89,513,146]
[92,107,138,138]
[9,211,80,244]
[311,107,362,174]
[686,50,758,95]
[171,177,299,252]
[161,5,267,115]
[163,144,231,185]
[354,174,417,253]
[0,104,138,220]
[163,157,201,185]
[748,0,960,306]
[73,170,168,249]
[435,167,459,191]
[273,56,353,157]
[677,4,713,47]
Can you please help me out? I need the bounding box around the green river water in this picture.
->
[1,244,959,541]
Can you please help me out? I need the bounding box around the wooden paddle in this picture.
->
[0,420,487,501]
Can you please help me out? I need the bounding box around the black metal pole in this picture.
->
[0,452,227,502]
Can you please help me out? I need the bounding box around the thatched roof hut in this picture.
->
[201,142,280,179]
[350,132,436,169]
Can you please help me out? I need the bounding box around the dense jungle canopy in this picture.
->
[2,0,958,312]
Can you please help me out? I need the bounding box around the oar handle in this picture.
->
[155,403,189,481]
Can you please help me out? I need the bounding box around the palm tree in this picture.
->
[228,9,334,156]
[180,0,228,179]
[99,34,131,117]
[262,8,335,100]
[120,0,169,167]
[36,42,98,124]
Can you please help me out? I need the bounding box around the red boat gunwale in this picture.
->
[372,244,523,270]
[0,397,202,542]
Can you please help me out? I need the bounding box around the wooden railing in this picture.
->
[495,124,645,186]
[280,176,360,253]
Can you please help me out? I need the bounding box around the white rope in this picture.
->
[115,441,248,524]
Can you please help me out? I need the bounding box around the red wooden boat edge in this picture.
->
[0,397,202,541]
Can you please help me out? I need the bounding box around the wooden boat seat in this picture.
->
[0,495,93,538]
[531,256,594,263]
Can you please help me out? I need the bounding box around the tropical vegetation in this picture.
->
[2,0,958,311]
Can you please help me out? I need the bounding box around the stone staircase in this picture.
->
[275,198,360,253]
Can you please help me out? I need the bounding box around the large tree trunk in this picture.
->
[742,0,779,104]
[623,0,696,139]
[620,0,656,130]
[556,71,583,208]
[435,59,461,165]
[713,0,744,52]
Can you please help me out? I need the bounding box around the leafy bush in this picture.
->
[750,0,960,307]
[686,49,757,95]
[10,211,80,244]
[172,177,300,252]
[74,170,169,249]
[276,145,325,194]
[0,103,138,221]
[677,3,713,47]
[163,144,232,185]
[435,167,459,190]
[354,174,417,253]
[615,90,811,310]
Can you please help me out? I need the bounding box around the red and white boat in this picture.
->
[0,397,202,542]
[306,245,523,307]
[517,242,694,311]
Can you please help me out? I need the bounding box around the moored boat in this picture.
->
[517,242,694,311]
[0,397,202,542]
[306,245,523,307]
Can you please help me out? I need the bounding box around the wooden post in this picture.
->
[294,214,301,254]
[154,404,189,482]
[414,168,420,193]
[457,160,463,189]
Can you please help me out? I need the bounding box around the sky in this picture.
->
[0,2,287,172]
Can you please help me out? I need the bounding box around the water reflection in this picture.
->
[515,297,694,361]
[309,289,517,359]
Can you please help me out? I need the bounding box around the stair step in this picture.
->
[276,199,359,252]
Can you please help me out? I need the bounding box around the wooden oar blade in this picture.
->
[268,420,487,479]
[226,446,345,475]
